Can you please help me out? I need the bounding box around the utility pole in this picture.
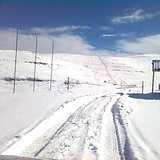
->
[50,41,54,91]
[33,36,38,92]
[13,29,19,93]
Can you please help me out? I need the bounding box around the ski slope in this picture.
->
[0,50,160,160]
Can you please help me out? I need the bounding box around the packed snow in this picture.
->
[0,49,160,160]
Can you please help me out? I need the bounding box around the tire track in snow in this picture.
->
[112,97,125,160]
[36,96,106,160]
[2,95,97,157]
[18,95,105,158]
[98,95,121,160]
[4,93,124,160]
[111,95,135,160]
[36,94,122,160]
[34,97,100,158]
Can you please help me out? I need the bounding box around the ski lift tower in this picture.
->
[152,60,160,93]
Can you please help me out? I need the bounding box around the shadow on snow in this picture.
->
[128,93,160,100]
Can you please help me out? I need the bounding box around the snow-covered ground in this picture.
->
[0,50,160,160]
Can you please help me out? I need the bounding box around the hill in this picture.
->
[0,50,160,160]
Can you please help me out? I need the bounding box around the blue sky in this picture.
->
[0,0,160,55]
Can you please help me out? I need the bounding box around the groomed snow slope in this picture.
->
[0,50,160,160]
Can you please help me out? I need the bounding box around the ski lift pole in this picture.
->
[33,36,38,92]
[50,41,54,91]
[13,29,19,94]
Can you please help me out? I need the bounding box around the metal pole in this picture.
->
[152,71,155,93]
[33,36,38,92]
[67,77,70,90]
[13,29,19,93]
[50,41,54,91]
[152,61,155,93]
[142,81,144,94]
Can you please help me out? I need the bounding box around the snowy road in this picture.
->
[3,93,122,160]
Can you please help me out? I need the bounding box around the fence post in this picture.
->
[142,81,144,94]
[67,77,70,90]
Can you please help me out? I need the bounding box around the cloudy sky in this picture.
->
[0,0,160,55]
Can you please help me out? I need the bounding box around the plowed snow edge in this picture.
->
[112,95,134,160]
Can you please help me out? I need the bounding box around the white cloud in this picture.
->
[100,33,126,38]
[111,8,154,25]
[53,34,94,54]
[116,34,160,54]
[31,26,90,34]
[0,28,95,54]
[100,34,116,37]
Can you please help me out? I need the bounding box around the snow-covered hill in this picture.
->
[0,50,160,160]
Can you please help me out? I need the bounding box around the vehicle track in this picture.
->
[26,94,121,160]
[34,96,105,159]
[19,96,98,157]
[4,93,123,160]
[98,95,121,160]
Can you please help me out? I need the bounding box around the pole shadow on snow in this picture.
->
[128,93,160,100]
